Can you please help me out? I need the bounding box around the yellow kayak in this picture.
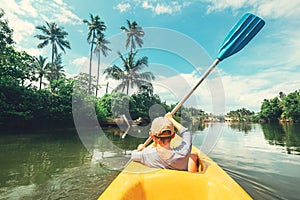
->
[98,136,252,200]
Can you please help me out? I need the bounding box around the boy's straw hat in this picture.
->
[150,117,174,137]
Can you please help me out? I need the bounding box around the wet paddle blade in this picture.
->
[217,13,265,61]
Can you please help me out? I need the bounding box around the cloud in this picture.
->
[220,68,300,113]
[18,47,45,57]
[142,2,182,15]
[204,0,300,19]
[53,6,82,25]
[115,0,300,19]
[254,0,300,19]
[115,0,190,15]
[146,68,225,113]
[19,0,38,17]
[205,0,247,13]
[4,13,35,44]
[115,3,131,13]
[38,1,81,25]
[2,0,81,43]
[72,57,89,67]
[54,0,64,5]
[147,63,299,114]
[72,57,111,76]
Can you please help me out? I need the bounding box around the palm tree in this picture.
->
[104,51,155,95]
[32,55,49,90]
[35,21,71,66]
[47,53,65,83]
[94,33,111,97]
[83,14,107,93]
[120,20,144,52]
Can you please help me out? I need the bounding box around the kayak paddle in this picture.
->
[143,13,265,146]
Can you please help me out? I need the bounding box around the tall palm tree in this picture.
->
[120,20,144,52]
[104,51,155,95]
[35,21,71,66]
[32,55,49,90]
[83,14,106,93]
[94,33,111,97]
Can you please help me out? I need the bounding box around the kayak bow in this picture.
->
[98,136,252,200]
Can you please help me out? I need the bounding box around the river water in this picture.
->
[0,123,299,200]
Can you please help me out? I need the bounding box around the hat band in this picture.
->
[156,130,172,137]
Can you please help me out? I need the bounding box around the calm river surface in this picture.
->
[0,123,300,200]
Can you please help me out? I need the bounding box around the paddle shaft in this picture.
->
[143,58,220,146]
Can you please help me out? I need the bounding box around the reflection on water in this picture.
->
[223,122,300,155]
[199,122,300,200]
[1,123,300,200]
[226,122,256,134]
[0,130,119,200]
[262,123,300,155]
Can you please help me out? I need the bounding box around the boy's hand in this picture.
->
[137,144,145,151]
[164,112,173,119]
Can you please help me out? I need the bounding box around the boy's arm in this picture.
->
[131,149,143,162]
[165,112,192,156]
[165,112,185,132]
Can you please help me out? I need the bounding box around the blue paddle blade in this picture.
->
[217,13,265,61]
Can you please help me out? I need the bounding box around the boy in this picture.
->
[131,112,198,172]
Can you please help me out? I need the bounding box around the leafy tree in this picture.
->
[280,91,300,122]
[83,14,106,93]
[73,72,97,94]
[94,33,111,96]
[0,9,14,52]
[0,46,36,87]
[227,108,255,121]
[96,93,112,121]
[104,51,155,95]
[258,91,300,122]
[259,97,282,122]
[130,87,161,120]
[35,21,71,67]
[48,78,74,121]
[110,92,131,118]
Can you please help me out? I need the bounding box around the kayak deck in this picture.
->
[98,137,252,200]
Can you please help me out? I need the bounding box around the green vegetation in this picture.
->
[0,9,73,130]
[1,8,299,132]
[225,91,300,123]
[225,108,256,122]
[259,91,300,122]
[0,9,204,131]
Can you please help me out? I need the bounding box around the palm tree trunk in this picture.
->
[126,81,129,95]
[51,43,55,86]
[96,52,100,97]
[39,76,42,90]
[51,43,54,65]
[88,41,94,94]
[106,82,109,94]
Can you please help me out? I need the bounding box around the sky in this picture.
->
[2,0,300,114]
